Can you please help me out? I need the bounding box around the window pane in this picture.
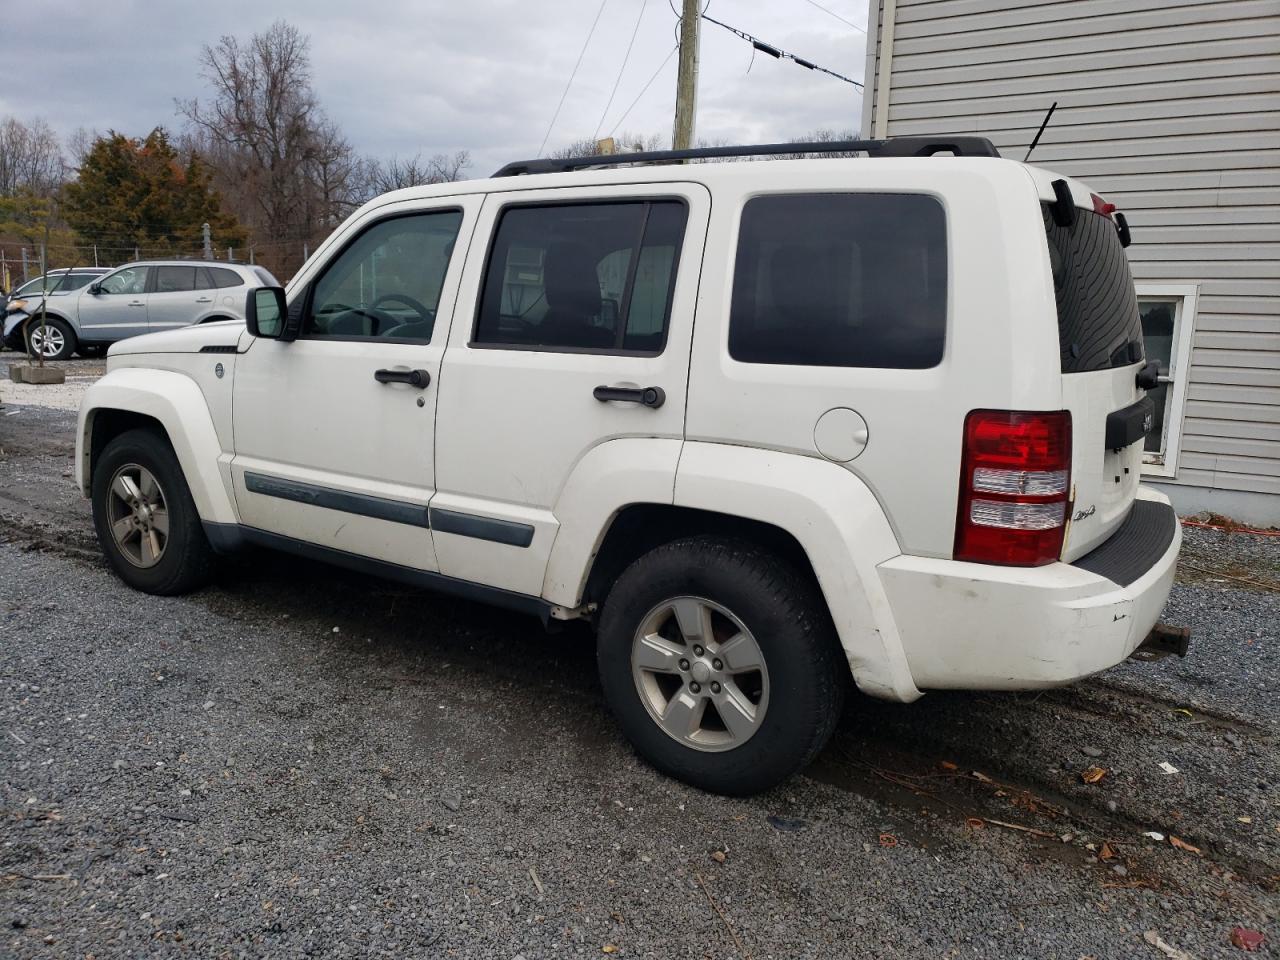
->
[56,273,98,292]
[99,267,148,295]
[729,193,947,369]
[209,267,244,289]
[1139,300,1175,376]
[475,201,687,352]
[308,211,463,341]
[155,266,197,292]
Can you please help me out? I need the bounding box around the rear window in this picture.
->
[1042,205,1142,373]
[729,193,947,369]
[206,267,244,288]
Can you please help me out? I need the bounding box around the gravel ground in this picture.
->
[1,357,1277,959]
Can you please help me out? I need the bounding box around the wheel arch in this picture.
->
[76,368,238,525]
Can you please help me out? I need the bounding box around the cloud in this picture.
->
[4,0,869,175]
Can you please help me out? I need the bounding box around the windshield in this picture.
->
[1042,204,1143,373]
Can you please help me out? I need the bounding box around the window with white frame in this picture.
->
[1135,283,1198,478]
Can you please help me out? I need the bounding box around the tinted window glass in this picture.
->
[98,266,148,295]
[253,266,279,286]
[1042,205,1142,373]
[729,193,947,369]
[475,200,687,353]
[59,273,100,291]
[307,210,462,341]
[155,266,197,292]
[208,267,244,288]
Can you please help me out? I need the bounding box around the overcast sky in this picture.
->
[4,0,869,177]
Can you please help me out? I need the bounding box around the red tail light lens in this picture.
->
[1091,193,1116,218]
[955,410,1072,566]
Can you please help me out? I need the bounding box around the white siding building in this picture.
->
[862,0,1279,525]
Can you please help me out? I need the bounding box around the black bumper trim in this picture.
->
[1071,500,1177,587]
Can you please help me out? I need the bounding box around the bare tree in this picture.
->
[178,20,363,275]
[0,116,65,196]
[363,150,472,196]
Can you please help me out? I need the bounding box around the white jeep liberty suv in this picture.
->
[76,138,1184,795]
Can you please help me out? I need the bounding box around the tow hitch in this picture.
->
[1129,622,1192,662]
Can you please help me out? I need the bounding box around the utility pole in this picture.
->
[202,222,213,260]
[672,0,700,150]
[21,246,29,281]
[93,243,98,267]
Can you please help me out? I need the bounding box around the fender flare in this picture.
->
[673,441,921,703]
[75,368,238,525]
[542,437,684,604]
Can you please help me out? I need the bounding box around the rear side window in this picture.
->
[155,266,197,292]
[729,193,947,369]
[474,200,688,353]
[59,273,99,291]
[253,267,279,286]
[1042,205,1142,373]
[207,267,244,288]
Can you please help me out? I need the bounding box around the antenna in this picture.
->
[1024,101,1058,162]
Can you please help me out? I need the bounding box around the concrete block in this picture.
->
[9,364,66,384]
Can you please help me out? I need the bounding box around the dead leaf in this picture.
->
[602,945,619,955]
[1229,927,1265,951]
[709,850,726,863]
[1169,836,1201,855]
[1236,816,1252,824]
[1082,766,1108,784]
[1099,842,1116,861]
[965,817,985,829]
[939,760,958,771]
[972,771,993,783]
[878,833,898,848]
[1144,929,1195,960]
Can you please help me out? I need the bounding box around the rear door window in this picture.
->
[474,200,688,354]
[729,193,947,369]
[155,266,197,292]
[1042,205,1142,373]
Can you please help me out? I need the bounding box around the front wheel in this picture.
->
[597,537,846,795]
[91,429,217,595]
[25,317,77,361]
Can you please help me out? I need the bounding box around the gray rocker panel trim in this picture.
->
[244,471,430,528]
[428,507,535,548]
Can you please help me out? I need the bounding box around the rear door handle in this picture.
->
[374,368,431,388]
[593,384,666,408]
[195,296,213,303]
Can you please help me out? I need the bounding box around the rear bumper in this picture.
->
[879,487,1180,691]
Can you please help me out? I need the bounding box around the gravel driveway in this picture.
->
[2,357,1276,959]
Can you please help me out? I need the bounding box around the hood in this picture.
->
[107,320,246,357]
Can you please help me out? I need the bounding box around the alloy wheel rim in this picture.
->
[631,596,770,753]
[106,463,170,568]
[29,326,64,358]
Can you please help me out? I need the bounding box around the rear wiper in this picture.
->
[1109,338,1144,368]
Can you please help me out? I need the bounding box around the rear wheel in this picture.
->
[91,429,217,595]
[597,536,846,795]
[25,317,76,361]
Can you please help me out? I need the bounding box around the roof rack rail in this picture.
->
[492,136,1000,177]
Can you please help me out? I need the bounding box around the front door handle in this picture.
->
[128,300,146,307]
[593,384,666,408]
[374,368,431,388]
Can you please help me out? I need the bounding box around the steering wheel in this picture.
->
[370,293,432,321]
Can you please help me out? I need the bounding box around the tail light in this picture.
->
[954,410,1072,566]
[1091,193,1116,218]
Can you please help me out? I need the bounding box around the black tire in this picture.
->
[597,536,846,795]
[24,316,77,361]
[76,344,107,358]
[91,428,217,595]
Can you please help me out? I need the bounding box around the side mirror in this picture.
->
[88,282,102,295]
[246,286,288,339]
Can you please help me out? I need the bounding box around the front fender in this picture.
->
[75,368,238,525]
[674,442,920,703]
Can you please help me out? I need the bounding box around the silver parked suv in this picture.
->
[11,260,278,360]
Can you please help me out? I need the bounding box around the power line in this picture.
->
[594,0,649,141]
[608,44,680,138]
[538,0,612,157]
[701,13,863,88]
[798,0,866,33]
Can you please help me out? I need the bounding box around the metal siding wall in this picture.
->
[870,0,1280,499]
